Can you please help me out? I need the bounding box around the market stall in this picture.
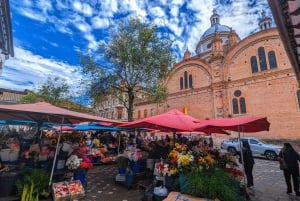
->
[0,102,120,200]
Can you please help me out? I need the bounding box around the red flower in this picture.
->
[80,161,93,169]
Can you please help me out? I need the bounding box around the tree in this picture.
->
[80,17,174,121]
[38,76,70,105]
[19,91,44,103]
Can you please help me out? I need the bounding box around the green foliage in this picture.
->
[116,155,130,168]
[19,91,44,103]
[183,168,245,201]
[38,76,70,105]
[80,16,175,121]
[16,168,50,201]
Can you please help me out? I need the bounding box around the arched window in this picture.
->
[137,110,141,119]
[180,77,183,90]
[240,97,247,113]
[250,56,259,73]
[144,109,148,118]
[258,47,267,71]
[268,51,278,69]
[189,75,193,88]
[184,71,188,89]
[232,90,247,114]
[232,98,239,114]
[297,90,300,108]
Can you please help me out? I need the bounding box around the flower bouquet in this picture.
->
[65,155,93,173]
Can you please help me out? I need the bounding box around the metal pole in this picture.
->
[49,117,65,187]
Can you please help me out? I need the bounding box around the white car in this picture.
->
[221,137,282,160]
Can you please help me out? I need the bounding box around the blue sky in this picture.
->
[0,0,273,97]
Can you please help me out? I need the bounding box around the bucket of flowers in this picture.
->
[65,154,93,185]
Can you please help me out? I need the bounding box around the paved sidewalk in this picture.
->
[246,158,300,201]
[78,159,300,201]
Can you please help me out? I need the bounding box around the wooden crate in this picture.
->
[68,180,85,200]
[52,182,70,201]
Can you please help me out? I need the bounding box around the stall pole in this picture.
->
[48,117,65,187]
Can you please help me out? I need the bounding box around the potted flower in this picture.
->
[65,155,93,185]
[116,155,129,175]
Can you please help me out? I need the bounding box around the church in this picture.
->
[134,10,300,140]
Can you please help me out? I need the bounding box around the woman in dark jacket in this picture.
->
[241,141,255,188]
[278,143,300,196]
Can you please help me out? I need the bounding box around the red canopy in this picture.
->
[192,116,270,133]
[119,109,229,134]
[0,102,120,125]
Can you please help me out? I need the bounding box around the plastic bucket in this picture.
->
[146,159,155,170]
[0,149,10,161]
[56,160,65,170]
[131,162,140,173]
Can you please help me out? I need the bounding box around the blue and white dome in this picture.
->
[196,9,235,55]
[201,24,231,39]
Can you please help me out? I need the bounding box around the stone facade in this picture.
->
[134,11,300,140]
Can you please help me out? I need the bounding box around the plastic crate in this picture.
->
[52,182,70,201]
[68,180,85,200]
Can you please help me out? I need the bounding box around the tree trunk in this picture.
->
[127,90,135,122]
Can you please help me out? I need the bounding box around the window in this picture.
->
[297,90,300,108]
[150,108,155,116]
[144,109,148,118]
[180,77,183,89]
[180,71,193,90]
[234,90,241,97]
[189,75,193,88]
[258,47,267,71]
[232,90,247,114]
[240,97,247,113]
[249,139,259,144]
[250,56,258,73]
[117,107,123,119]
[268,51,277,69]
[184,71,188,89]
[137,110,141,119]
[232,98,239,114]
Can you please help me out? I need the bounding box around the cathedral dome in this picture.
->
[195,9,237,56]
[201,24,231,39]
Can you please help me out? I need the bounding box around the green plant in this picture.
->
[116,155,129,168]
[183,168,245,201]
[16,168,50,201]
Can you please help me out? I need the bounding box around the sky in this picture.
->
[0,0,273,100]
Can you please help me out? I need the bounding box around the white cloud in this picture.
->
[72,1,93,17]
[91,17,110,29]
[0,47,83,92]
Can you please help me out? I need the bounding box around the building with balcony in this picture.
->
[0,0,14,75]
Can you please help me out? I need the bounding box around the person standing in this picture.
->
[208,136,214,148]
[278,143,300,196]
[240,141,255,188]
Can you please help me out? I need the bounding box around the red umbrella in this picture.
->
[192,116,270,133]
[119,109,229,135]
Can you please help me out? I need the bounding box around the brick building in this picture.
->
[135,10,300,140]
[0,88,27,104]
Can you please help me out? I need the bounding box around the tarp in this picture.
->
[119,109,202,132]
[0,102,120,125]
[119,109,229,134]
[73,123,121,131]
[192,116,270,133]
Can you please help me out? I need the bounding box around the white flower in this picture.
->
[65,155,81,170]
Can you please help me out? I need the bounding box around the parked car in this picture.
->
[220,137,281,160]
